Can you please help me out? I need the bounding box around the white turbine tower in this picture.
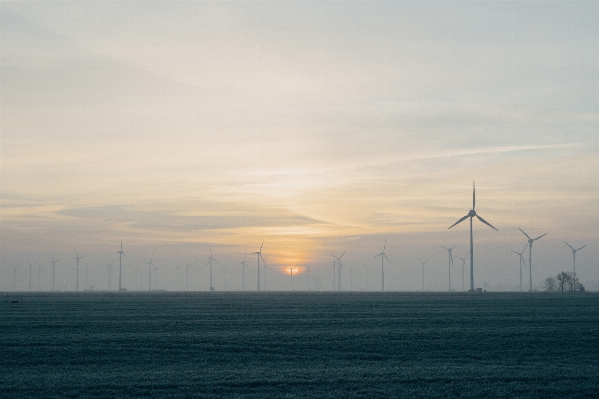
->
[105,259,113,290]
[455,252,469,292]
[74,250,85,292]
[51,256,61,292]
[511,244,528,292]
[564,242,587,277]
[418,258,430,292]
[184,259,193,291]
[252,242,265,292]
[375,240,391,292]
[332,251,345,291]
[448,182,498,291]
[146,256,153,291]
[440,245,457,291]
[240,254,249,291]
[518,228,547,292]
[117,241,126,291]
[27,260,35,292]
[206,248,219,292]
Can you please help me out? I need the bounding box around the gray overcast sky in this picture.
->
[1,1,598,292]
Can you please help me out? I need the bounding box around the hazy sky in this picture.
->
[1,1,598,292]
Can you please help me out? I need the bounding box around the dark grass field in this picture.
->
[1,292,598,398]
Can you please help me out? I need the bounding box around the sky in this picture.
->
[1,1,598,292]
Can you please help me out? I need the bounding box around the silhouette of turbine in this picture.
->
[448,182,498,291]
[418,257,430,292]
[564,242,587,277]
[74,250,85,292]
[440,245,457,291]
[252,241,265,292]
[375,240,391,292]
[117,241,126,291]
[511,244,528,291]
[519,228,547,291]
[206,248,219,292]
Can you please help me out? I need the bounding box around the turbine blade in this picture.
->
[564,241,575,251]
[448,215,469,229]
[533,233,547,241]
[518,228,531,240]
[577,244,587,251]
[472,180,476,209]
[476,215,498,231]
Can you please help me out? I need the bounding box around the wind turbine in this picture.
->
[288,266,297,290]
[146,256,153,291]
[440,245,457,291]
[117,241,126,291]
[183,259,194,291]
[564,242,587,277]
[51,256,60,292]
[27,260,35,292]
[333,251,346,291]
[511,244,528,292]
[519,228,547,291]
[105,259,113,290]
[448,181,498,291]
[418,258,430,292]
[74,250,85,292]
[206,248,219,291]
[375,240,391,292]
[240,254,249,291]
[252,242,265,292]
[455,252,469,292]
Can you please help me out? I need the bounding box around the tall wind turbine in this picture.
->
[252,241,265,292]
[117,241,126,291]
[440,245,457,291]
[74,250,85,292]
[184,260,193,291]
[333,251,345,291]
[51,256,61,292]
[206,248,219,292]
[519,228,547,291]
[27,261,35,292]
[448,182,498,291]
[564,242,587,277]
[418,258,430,292]
[375,240,391,292]
[240,254,249,291]
[146,256,153,291]
[455,253,469,292]
[106,259,113,290]
[511,244,528,291]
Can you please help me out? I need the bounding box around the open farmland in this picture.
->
[1,292,598,398]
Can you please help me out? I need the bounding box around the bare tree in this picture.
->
[543,277,556,292]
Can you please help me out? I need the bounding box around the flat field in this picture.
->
[1,292,598,398]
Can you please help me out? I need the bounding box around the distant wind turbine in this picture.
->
[27,260,35,292]
[206,248,219,292]
[511,244,528,291]
[440,245,457,291]
[332,251,346,291]
[117,241,126,291]
[252,242,265,292]
[564,242,587,277]
[240,253,249,291]
[519,228,547,291]
[448,182,498,291]
[375,240,391,292]
[74,250,85,292]
[51,256,61,292]
[455,253,469,292]
[418,258,430,292]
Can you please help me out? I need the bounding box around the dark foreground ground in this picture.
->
[1,292,598,398]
